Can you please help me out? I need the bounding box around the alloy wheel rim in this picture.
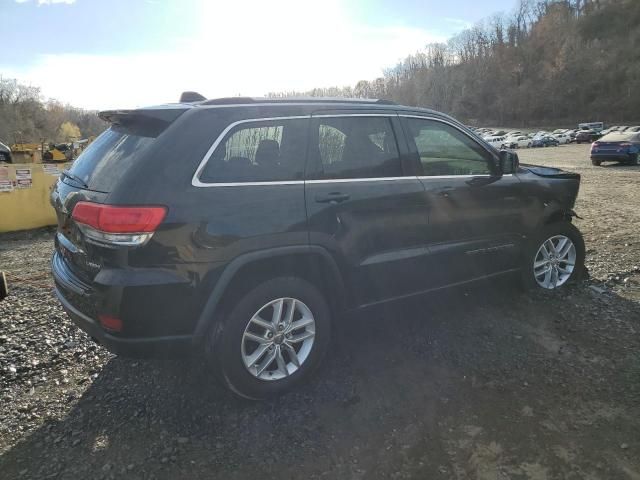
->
[241,297,316,381]
[533,235,577,289]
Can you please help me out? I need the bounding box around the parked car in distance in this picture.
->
[553,133,571,144]
[532,136,560,147]
[511,135,533,148]
[575,129,601,144]
[578,122,604,132]
[590,132,640,166]
[0,141,12,163]
[50,95,586,398]
[484,135,507,149]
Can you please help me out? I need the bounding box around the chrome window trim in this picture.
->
[192,113,399,187]
[192,115,309,187]
[192,112,505,187]
[397,114,501,166]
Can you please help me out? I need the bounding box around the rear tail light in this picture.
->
[72,202,167,247]
[98,314,123,332]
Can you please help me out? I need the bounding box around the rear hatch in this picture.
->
[51,107,187,283]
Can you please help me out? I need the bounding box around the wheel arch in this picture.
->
[193,245,347,341]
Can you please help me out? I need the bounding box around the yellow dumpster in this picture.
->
[0,163,70,232]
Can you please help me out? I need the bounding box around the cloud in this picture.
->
[4,0,444,109]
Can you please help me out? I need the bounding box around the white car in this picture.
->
[484,135,507,149]
[512,135,533,148]
[553,133,571,144]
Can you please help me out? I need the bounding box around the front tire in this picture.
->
[206,277,331,399]
[521,222,585,291]
[591,158,602,166]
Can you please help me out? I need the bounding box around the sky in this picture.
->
[0,0,516,110]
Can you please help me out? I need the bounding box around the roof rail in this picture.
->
[201,97,257,105]
[200,96,397,106]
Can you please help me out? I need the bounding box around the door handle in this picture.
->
[315,192,351,204]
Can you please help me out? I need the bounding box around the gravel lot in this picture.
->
[1,143,639,479]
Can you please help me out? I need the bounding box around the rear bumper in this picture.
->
[590,153,634,161]
[52,251,194,358]
[54,286,193,357]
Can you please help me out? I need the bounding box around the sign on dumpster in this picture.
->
[15,168,32,189]
[16,178,32,189]
[15,168,31,180]
[0,180,13,193]
[43,164,60,176]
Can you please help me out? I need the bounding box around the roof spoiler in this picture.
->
[179,91,207,103]
[98,108,188,137]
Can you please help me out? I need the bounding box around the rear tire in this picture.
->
[521,222,585,291]
[206,276,331,399]
[628,153,639,166]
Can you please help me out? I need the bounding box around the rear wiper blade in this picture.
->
[62,169,88,188]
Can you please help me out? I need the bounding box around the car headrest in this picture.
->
[255,139,280,166]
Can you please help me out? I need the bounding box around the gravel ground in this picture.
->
[1,143,639,479]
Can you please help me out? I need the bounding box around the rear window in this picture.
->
[66,128,156,192]
[600,132,639,142]
[65,108,186,192]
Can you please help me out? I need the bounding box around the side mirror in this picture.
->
[499,150,519,174]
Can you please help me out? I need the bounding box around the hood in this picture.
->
[520,164,580,180]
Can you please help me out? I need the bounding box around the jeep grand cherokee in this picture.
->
[51,95,585,399]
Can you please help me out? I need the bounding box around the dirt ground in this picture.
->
[1,143,639,479]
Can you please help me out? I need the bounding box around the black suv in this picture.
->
[51,96,585,398]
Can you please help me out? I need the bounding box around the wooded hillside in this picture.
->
[0,77,105,146]
[272,0,640,127]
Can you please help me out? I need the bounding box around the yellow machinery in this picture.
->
[9,143,42,163]
[9,142,69,163]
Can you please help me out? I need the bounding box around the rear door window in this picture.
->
[310,116,402,179]
[200,118,308,183]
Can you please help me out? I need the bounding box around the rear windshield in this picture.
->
[600,132,639,142]
[65,127,156,192]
